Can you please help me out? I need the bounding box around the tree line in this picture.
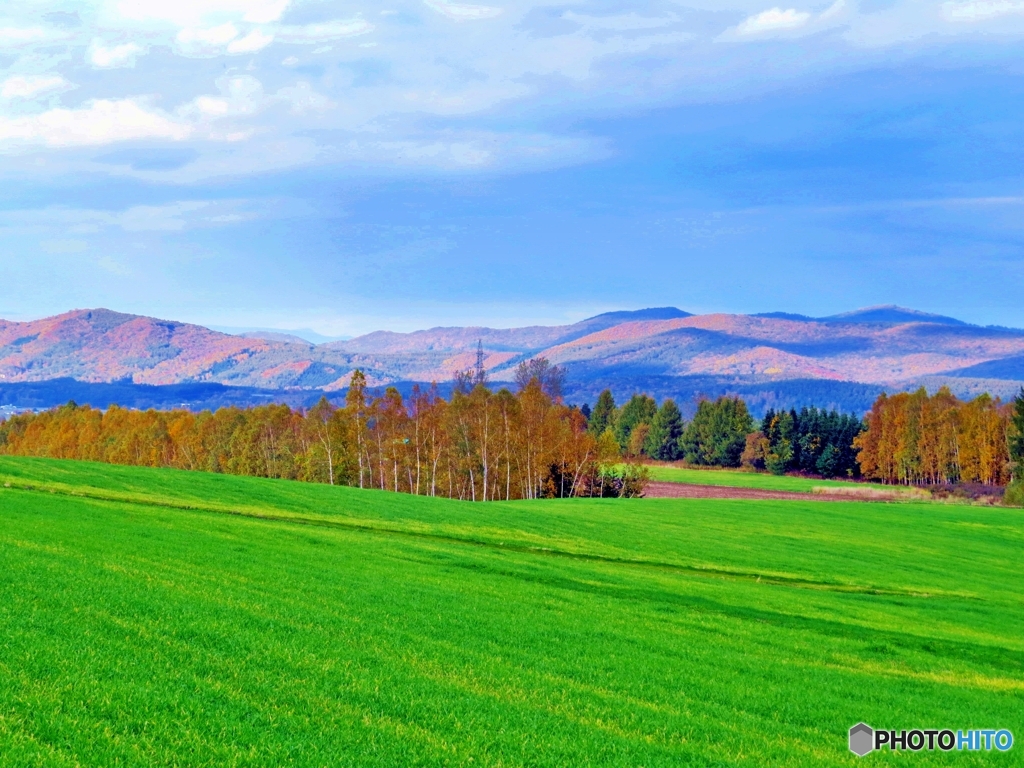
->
[584,390,862,478]
[854,386,1024,486]
[3,364,1022,494]
[0,361,647,501]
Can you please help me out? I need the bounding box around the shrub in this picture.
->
[1003,482,1024,508]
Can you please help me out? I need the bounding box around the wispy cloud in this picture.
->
[174,25,272,57]
[180,75,265,120]
[227,29,274,53]
[0,0,1018,182]
[0,199,272,234]
[0,26,54,46]
[423,0,503,21]
[736,7,812,35]
[0,99,189,149]
[175,23,243,56]
[275,19,374,43]
[943,0,1024,20]
[112,0,291,26]
[1,75,70,99]
[89,40,145,68]
[720,1,848,40]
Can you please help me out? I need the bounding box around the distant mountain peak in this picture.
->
[821,306,967,326]
[582,307,691,324]
[752,312,816,322]
[236,331,314,346]
[210,325,351,345]
[65,307,142,329]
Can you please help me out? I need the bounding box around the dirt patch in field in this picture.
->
[644,482,842,501]
[644,482,928,502]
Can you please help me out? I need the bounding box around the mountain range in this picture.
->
[1,306,1022,415]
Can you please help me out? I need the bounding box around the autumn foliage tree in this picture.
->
[854,387,1012,485]
[0,363,646,500]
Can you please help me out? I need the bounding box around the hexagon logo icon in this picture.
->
[849,723,874,756]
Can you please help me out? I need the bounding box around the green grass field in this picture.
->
[1,456,1021,766]
[645,464,891,493]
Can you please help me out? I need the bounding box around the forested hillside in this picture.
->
[2,307,1024,415]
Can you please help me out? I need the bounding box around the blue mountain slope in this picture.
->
[821,306,967,326]
[946,356,1024,381]
[542,307,692,347]
[753,306,972,326]
[752,312,817,322]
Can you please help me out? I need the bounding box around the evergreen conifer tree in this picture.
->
[615,394,657,450]
[588,389,617,436]
[680,396,753,467]
[645,399,684,460]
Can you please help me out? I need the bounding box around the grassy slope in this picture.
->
[0,457,1021,767]
[645,464,891,493]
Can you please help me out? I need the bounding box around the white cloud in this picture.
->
[0,26,52,46]
[89,41,145,68]
[276,19,374,43]
[277,81,332,114]
[819,0,847,21]
[1,75,69,100]
[227,29,274,53]
[181,75,265,119]
[325,130,608,172]
[0,99,191,149]
[0,200,269,235]
[175,23,273,56]
[191,97,231,117]
[943,0,1024,20]
[423,0,503,21]
[8,0,1024,183]
[176,23,240,55]
[734,7,812,35]
[718,2,850,40]
[241,0,290,24]
[113,0,290,26]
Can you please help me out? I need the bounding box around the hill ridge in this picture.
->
[2,306,1023,411]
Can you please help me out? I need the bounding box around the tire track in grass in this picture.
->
[0,482,978,601]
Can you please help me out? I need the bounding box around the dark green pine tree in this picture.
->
[645,399,684,460]
[615,394,657,449]
[764,409,795,475]
[680,396,754,467]
[588,389,617,436]
[1010,388,1024,481]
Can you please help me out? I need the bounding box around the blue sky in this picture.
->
[1,0,1022,335]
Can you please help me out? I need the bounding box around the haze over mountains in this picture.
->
[1,306,1023,415]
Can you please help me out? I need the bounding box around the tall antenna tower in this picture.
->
[474,339,486,385]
